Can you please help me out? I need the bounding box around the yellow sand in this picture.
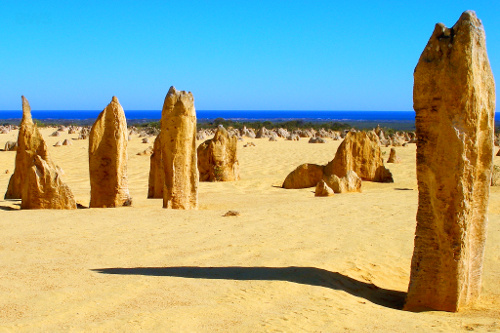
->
[0,128,499,332]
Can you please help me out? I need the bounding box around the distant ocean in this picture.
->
[0,110,498,122]
[0,110,418,122]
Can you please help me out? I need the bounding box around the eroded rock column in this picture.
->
[161,86,198,209]
[197,125,240,182]
[89,96,132,208]
[405,11,495,312]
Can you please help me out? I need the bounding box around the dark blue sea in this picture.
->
[0,110,418,122]
[0,110,498,123]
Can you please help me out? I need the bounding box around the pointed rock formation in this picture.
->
[5,96,52,199]
[324,131,393,183]
[387,148,401,163]
[282,163,324,189]
[148,133,164,198]
[197,125,240,182]
[314,179,334,197]
[161,86,198,209]
[22,155,77,209]
[89,96,132,208]
[404,11,495,312]
[6,96,76,209]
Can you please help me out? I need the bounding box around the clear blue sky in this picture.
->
[0,1,498,111]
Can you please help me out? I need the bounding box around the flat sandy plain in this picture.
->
[0,128,499,332]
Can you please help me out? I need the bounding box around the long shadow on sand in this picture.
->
[92,266,406,310]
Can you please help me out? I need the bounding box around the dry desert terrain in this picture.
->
[0,128,499,332]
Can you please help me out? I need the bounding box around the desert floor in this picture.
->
[0,128,499,332]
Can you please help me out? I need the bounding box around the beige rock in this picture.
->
[323,170,362,193]
[5,96,52,199]
[324,131,393,183]
[53,141,62,147]
[21,155,77,209]
[161,86,198,209]
[62,139,72,146]
[282,163,324,189]
[387,148,401,163]
[4,141,17,151]
[197,125,239,182]
[491,166,500,186]
[314,179,334,197]
[137,146,153,156]
[405,11,495,312]
[89,96,132,208]
[148,134,164,199]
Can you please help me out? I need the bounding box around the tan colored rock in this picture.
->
[89,96,132,208]
[62,139,72,146]
[282,163,324,189]
[491,166,500,186]
[53,141,62,147]
[404,11,495,312]
[21,155,76,209]
[197,126,240,182]
[137,146,153,156]
[4,141,17,151]
[324,131,393,183]
[161,86,198,209]
[387,148,401,163]
[323,170,362,193]
[5,96,52,199]
[148,134,164,198]
[314,179,334,197]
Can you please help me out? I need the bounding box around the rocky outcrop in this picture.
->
[22,155,77,209]
[197,125,239,182]
[387,148,401,163]
[148,134,164,198]
[309,137,326,143]
[314,179,334,197]
[4,141,17,151]
[5,96,52,199]
[89,96,132,208]
[404,11,495,312]
[323,170,362,193]
[161,86,198,209]
[6,96,76,209]
[324,131,393,183]
[282,163,324,189]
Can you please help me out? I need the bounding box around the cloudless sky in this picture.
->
[0,1,498,111]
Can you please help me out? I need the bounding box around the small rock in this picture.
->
[223,210,240,217]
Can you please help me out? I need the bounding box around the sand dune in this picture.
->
[0,128,499,332]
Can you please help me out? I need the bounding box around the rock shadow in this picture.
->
[92,265,406,310]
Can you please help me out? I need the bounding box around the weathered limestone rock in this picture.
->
[282,163,324,189]
[161,86,198,209]
[197,125,240,182]
[309,137,326,143]
[22,155,77,209]
[405,11,495,312]
[6,96,76,209]
[4,141,17,151]
[148,134,164,198]
[324,131,393,183]
[387,148,401,163]
[314,179,334,197]
[323,170,362,193]
[89,96,132,208]
[5,96,51,199]
[491,166,500,186]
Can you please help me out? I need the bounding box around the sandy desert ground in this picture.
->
[0,127,499,332]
